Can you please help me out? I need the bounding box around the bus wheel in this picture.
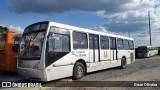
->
[72,62,85,80]
[120,58,126,69]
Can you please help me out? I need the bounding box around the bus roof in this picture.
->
[25,21,133,40]
[49,21,133,40]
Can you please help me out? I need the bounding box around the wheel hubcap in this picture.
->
[76,66,83,77]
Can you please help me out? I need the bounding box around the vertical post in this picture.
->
[148,11,152,46]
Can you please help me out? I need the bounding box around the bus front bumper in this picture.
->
[17,67,47,81]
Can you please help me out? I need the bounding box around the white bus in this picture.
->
[17,21,135,81]
[138,46,158,58]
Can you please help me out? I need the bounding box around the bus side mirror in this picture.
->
[47,32,53,38]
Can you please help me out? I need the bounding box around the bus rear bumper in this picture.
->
[17,67,47,81]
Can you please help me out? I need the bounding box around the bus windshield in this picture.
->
[0,34,6,50]
[138,47,147,53]
[19,31,45,59]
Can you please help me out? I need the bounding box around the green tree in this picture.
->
[4,27,9,32]
[0,26,4,33]
[0,26,9,33]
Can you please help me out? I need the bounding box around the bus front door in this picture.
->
[89,34,100,68]
[110,37,118,63]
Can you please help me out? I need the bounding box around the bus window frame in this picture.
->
[109,37,117,49]
[100,35,109,49]
[72,31,88,50]
[48,26,71,51]
[123,39,129,50]
[117,38,124,50]
[129,40,134,50]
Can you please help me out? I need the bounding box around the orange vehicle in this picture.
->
[0,30,21,72]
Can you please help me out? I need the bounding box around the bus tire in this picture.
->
[72,62,85,80]
[120,58,126,69]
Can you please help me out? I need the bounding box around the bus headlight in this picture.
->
[33,62,39,69]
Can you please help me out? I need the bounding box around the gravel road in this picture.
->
[1,55,160,90]
[79,55,160,81]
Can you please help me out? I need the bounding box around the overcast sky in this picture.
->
[1,0,160,46]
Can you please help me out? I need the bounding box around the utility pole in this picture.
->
[129,32,130,37]
[148,11,152,46]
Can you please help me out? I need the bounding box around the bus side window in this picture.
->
[47,33,56,52]
[100,36,109,49]
[117,38,124,50]
[110,37,116,49]
[47,32,70,52]
[123,39,129,50]
[129,40,134,50]
[73,31,88,49]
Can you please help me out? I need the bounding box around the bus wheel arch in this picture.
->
[72,59,86,80]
